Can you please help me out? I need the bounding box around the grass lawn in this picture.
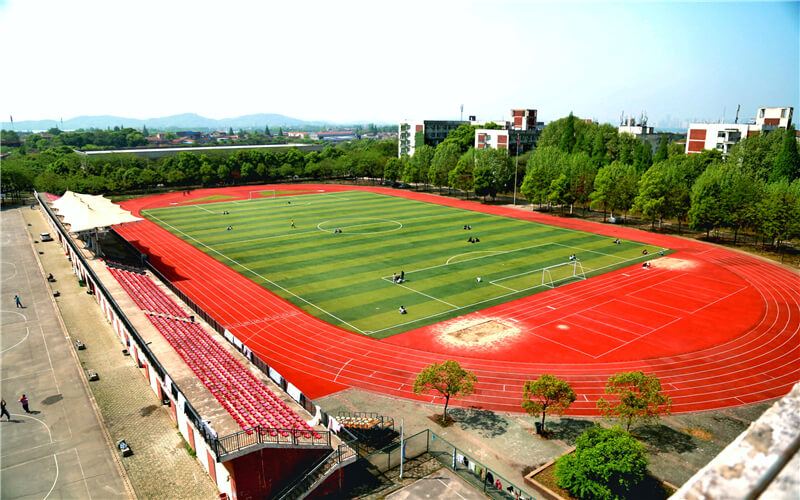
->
[143,191,669,338]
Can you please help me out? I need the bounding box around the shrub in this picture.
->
[555,426,647,500]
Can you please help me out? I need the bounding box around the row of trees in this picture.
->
[2,113,798,250]
[413,361,671,500]
[412,360,671,433]
[0,139,397,198]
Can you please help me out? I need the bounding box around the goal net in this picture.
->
[542,260,587,288]
[248,189,276,200]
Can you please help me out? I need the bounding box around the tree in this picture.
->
[521,374,576,433]
[632,140,652,172]
[559,112,576,153]
[264,125,272,136]
[278,127,284,137]
[520,146,568,208]
[429,142,460,190]
[228,126,234,136]
[555,425,648,500]
[653,135,668,163]
[142,125,149,137]
[590,161,638,221]
[413,360,477,421]
[596,371,672,431]
[754,179,800,258]
[772,125,799,181]
[441,123,478,153]
[383,157,404,182]
[448,148,474,195]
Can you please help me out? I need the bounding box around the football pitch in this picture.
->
[142,190,669,338]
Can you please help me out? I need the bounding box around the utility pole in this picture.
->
[460,104,463,122]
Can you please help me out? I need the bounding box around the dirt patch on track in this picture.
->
[437,318,520,349]
[650,257,698,271]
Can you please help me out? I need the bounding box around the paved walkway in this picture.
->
[1,207,131,499]
[5,206,218,500]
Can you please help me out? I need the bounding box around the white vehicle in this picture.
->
[40,232,53,241]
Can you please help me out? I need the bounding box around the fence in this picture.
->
[364,429,538,500]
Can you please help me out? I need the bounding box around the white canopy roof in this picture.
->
[51,191,141,232]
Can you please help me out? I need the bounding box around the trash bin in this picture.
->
[535,422,543,434]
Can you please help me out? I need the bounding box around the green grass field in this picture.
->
[143,191,668,338]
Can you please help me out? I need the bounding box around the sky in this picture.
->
[0,0,797,127]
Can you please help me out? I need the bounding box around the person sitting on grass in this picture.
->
[227,225,232,231]
[399,305,407,314]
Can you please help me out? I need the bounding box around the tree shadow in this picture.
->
[546,418,595,446]
[449,407,508,438]
[633,424,697,454]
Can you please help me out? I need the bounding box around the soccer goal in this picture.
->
[542,260,587,288]
[248,189,276,200]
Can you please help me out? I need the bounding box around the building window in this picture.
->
[759,109,765,118]
[716,143,724,150]
[717,131,725,138]
[781,109,786,118]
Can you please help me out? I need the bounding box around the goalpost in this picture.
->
[248,189,276,200]
[541,260,587,288]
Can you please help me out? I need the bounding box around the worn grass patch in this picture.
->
[682,427,713,441]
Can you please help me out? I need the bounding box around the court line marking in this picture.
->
[1,325,29,353]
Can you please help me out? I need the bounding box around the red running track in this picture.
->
[117,184,800,415]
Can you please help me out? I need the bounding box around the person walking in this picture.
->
[14,295,22,308]
[1,399,10,420]
[291,219,296,229]
[19,394,30,413]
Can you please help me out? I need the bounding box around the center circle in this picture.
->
[317,218,402,235]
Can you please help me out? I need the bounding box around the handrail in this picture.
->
[274,443,356,500]
[216,426,331,459]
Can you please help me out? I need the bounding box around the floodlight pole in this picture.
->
[399,418,404,479]
[513,135,520,205]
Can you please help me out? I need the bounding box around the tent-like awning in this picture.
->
[51,191,141,232]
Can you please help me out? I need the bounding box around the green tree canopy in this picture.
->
[654,135,668,163]
[441,123,478,153]
[772,125,800,181]
[596,371,672,431]
[555,425,648,500]
[520,146,568,207]
[413,360,477,420]
[429,142,461,189]
[521,374,576,433]
[590,161,639,220]
[559,112,577,153]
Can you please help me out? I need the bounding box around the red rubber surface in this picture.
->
[117,185,800,415]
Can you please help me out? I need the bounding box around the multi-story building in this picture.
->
[474,109,543,155]
[400,108,543,157]
[686,106,793,156]
[398,120,465,156]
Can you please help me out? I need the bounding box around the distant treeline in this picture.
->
[2,115,797,250]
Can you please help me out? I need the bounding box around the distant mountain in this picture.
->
[1,113,338,131]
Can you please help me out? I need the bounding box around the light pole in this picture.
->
[513,135,520,205]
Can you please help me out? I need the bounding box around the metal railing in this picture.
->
[215,426,332,459]
[274,443,357,500]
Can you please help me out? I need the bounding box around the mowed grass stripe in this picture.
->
[144,191,669,337]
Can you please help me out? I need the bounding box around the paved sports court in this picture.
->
[1,207,131,499]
